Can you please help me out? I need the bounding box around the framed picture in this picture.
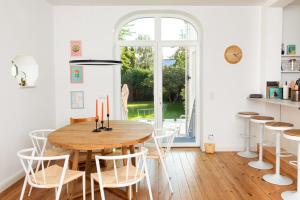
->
[287,45,296,55]
[70,40,82,57]
[70,65,83,83]
[71,91,84,109]
[269,87,283,99]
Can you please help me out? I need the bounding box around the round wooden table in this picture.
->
[48,120,153,199]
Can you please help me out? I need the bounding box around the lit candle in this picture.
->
[96,99,99,120]
[101,101,104,121]
[106,95,109,115]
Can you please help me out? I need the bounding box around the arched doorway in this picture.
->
[115,12,201,146]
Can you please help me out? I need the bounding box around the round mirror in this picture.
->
[11,55,39,87]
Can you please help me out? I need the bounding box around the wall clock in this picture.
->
[224,45,243,64]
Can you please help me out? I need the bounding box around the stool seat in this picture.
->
[283,129,300,142]
[238,112,259,118]
[265,121,294,131]
[250,116,274,124]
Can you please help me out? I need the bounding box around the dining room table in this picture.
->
[48,120,153,200]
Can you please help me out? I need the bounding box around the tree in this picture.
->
[173,47,186,68]
[121,47,136,73]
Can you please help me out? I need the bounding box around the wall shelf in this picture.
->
[281,71,300,73]
[282,55,300,58]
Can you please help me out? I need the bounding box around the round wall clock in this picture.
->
[224,45,243,64]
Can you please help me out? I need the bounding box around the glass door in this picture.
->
[120,46,155,125]
[161,46,196,143]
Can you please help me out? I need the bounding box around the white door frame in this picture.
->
[114,11,202,147]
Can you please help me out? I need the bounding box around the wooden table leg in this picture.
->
[69,150,79,199]
[85,150,92,176]
[122,146,128,165]
[129,145,136,166]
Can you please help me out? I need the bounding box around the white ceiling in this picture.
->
[47,0,270,6]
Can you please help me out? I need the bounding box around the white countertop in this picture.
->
[248,97,300,108]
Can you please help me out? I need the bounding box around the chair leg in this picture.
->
[82,173,86,200]
[159,157,173,193]
[129,185,132,200]
[144,165,153,200]
[28,186,33,196]
[19,177,27,200]
[55,184,63,200]
[99,185,105,200]
[91,177,94,200]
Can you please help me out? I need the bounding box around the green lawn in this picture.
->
[128,101,184,120]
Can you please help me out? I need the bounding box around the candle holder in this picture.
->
[100,120,106,129]
[105,114,113,131]
[93,119,101,132]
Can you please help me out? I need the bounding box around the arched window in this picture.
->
[116,13,201,146]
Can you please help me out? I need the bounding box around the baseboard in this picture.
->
[0,170,24,193]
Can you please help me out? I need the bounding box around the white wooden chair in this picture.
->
[17,148,86,200]
[145,128,177,194]
[90,147,153,200]
[29,129,70,157]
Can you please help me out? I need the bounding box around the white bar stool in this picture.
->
[237,112,259,158]
[281,129,300,200]
[248,116,274,170]
[263,121,294,186]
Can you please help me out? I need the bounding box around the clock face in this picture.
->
[224,45,243,64]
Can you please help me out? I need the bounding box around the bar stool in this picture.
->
[237,112,259,158]
[263,121,294,185]
[281,129,300,200]
[248,116,274,170]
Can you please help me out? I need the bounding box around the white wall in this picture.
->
[283,2,300,54]
[54,6,262,151]
[0,0,54,192]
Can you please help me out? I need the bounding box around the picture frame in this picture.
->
[70,65,83,83]
[71,91,84,109]
[70,40,82,57]
[269,87,283,99]
[287,45,296,55]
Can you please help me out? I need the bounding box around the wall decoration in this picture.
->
[269,87,283,99]
[71,91,84,109]
[70,65,83,83]
[70,40,82,57]
[287,45,296,55]
[224,45,243,64]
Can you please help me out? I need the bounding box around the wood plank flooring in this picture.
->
[0,148,297,200]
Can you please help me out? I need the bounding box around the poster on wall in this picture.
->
[70,65,83,83]
[70,40,82,57]
[71,91,84,109]
[287,45,296,55]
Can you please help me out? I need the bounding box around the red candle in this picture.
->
[101,101,104,121]
[96,99,99,120]
[106,95,110,115]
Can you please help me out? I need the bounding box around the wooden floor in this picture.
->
[0,148,297,200]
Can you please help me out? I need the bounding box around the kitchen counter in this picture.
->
[248,97,300,109]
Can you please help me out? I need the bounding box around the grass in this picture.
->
[128,101,184,120]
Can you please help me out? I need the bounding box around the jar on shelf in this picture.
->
[289,59,300,71]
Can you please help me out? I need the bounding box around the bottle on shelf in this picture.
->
[283,81,289,100]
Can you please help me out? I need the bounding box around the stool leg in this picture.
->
[281,142,300,200]
[248,124,273,169]
[237,118,258,158]
[263,131,293,185]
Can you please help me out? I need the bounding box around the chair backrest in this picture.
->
[17,148,69,188]
[29,129,55,156]
[153,128,178,154]
[94,147,148,187]
[70,117,95,124]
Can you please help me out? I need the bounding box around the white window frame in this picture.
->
[114,11,202,148]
